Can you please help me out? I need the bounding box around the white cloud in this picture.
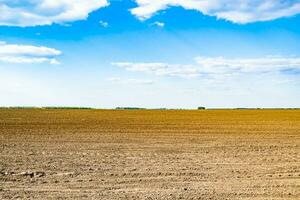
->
[99,20,109,28]
[112,56,300,79]
[194,56,300,73]
[0,41,61,65]
[107,77,154,85]
[112,62,201,78]
[131,0,300,24]
[0,0,109,27]
[1,1,298,26]
[151,21,165,27]
[106,77,122,82]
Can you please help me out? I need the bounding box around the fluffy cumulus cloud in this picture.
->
[112,56,300,79]
[0,0,109,27]
[1,0,299,26]
[131,0,300,23]
[0,41,61,64]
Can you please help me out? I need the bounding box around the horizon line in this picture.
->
[1,106,300,110]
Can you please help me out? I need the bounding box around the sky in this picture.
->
[0,0,300,109]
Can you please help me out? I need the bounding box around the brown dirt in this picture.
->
[0,109,299,199]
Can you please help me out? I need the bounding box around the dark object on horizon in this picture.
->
[198,107,206,110]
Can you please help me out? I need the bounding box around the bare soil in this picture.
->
[0,109,299,199]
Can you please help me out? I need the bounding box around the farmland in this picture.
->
[0,109,299,199]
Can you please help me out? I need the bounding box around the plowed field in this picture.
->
[0,109,299,199]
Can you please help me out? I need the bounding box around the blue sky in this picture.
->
[0,0,300,108]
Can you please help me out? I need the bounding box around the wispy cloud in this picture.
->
[0,41,61,64]
[112,56,300,79]
[131,0,300,24]
[106,77,154,85]
[112,62,201,79]
[99,20,109,28]
[194,56,300,73]
[0,0,109,27]
[150,21,165,27]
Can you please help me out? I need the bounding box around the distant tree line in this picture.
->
[0,107,93,110]
[0,107,38,109]
[1,106,299,110]
[115,107,146,110]
[42,107,93,110]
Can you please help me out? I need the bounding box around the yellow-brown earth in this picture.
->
[0,109,299,199]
